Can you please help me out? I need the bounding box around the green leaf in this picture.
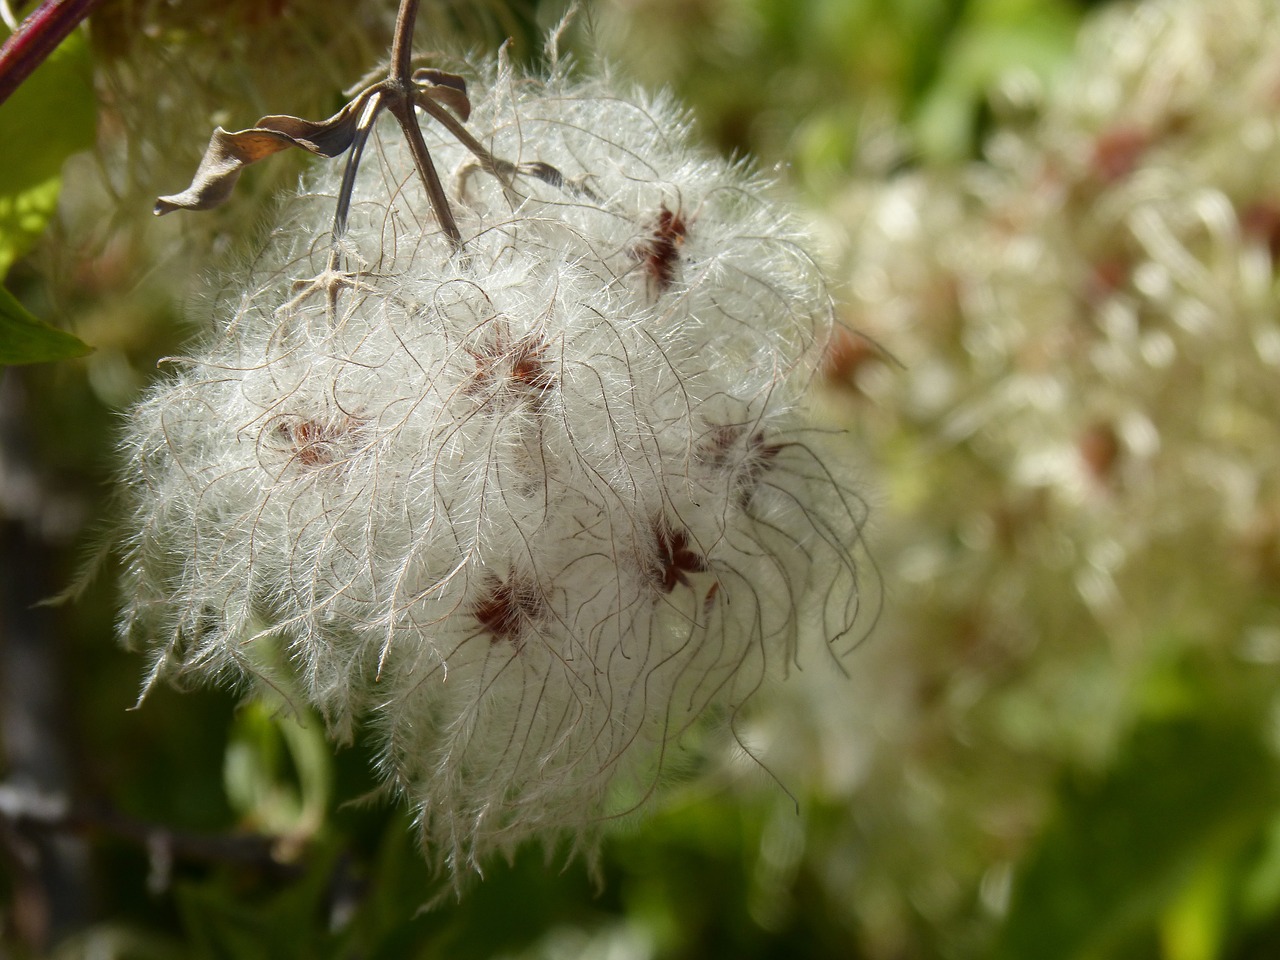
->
[1159,857,1230,960]
[912,5,1080,162]
[1240,813,1280,922]
[0,28,96,191]
[993,710,1280,960]
[0,27,96,274]
[0,176,60,278]
[0,25,95,364]
[0,283,90,365]
[175,854,339,960]
[224,697,331,838]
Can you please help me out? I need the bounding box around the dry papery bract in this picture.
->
[118,54,871,877]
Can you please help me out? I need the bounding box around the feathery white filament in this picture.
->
[118,55,865,874]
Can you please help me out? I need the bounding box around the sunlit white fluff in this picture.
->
[118,52,866,874]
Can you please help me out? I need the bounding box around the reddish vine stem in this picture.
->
[0,0,102,107]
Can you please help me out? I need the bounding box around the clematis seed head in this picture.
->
[118,50,869,878]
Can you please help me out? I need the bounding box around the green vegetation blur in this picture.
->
[5,0,1280,958]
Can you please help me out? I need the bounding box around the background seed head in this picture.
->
[118,53,866,874]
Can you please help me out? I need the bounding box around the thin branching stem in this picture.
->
[417,96,514,189]
[390,97,463,247]
[331,92,386,239]
[385,0,463,249]
[327,0,463,255]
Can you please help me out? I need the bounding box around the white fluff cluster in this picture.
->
[119,55,864,872]
[779,0,1280,942]
[842,0,1280,636]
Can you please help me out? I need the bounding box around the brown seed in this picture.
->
[1090,126,1148,183]
[1240,200,1280,263]
[735,432,784,508]
[278,415,361,467]
[633,204,688,293]
[470,574,546,645]
[1079,421,1122,484]
[466,325,555,402]
[650,520,708,593]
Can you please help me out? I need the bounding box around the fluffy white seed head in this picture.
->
[118,53,865,874]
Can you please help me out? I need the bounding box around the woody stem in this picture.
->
[390,97,463,248]
[386,0,462,250]
[390,0,420,84]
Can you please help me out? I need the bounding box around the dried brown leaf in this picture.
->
[412,68,471,122]
[153,96,373,215]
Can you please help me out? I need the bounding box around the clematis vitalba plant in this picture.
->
[119,0,869,878]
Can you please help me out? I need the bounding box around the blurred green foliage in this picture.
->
[0,27,93,363]
[5,0,1280,959]
[997,657,1280,960]
[581,0,1086,191]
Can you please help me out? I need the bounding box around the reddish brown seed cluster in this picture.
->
[1083,257,1130,307]
[1090,126,1149,184]
[1079,420,1122,486]
[633,204,688,293]
[470,574,547,646]
[700,422,745,467]
[649,520,708,594]
[1240,200,1280,263]
[822,328,879,391]
[278,415,362,467]
[466,326,555,402]
[735,432,785,508]
[699,424,786,508]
